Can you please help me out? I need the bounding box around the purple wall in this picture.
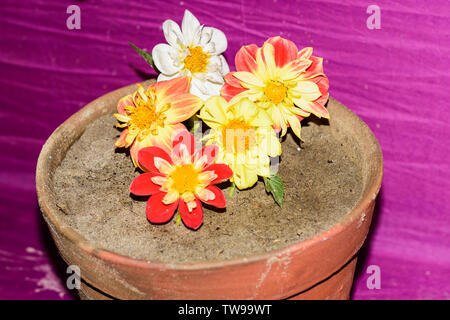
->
[0,0,449,299]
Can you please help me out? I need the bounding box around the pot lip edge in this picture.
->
[35,81,384,271]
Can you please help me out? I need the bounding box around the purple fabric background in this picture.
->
[0,0,449,299]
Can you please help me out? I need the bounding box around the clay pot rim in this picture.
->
[36,81,383,272]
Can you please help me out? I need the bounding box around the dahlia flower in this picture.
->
[221,36,329,139]
[129,131,233,230]
[114,76,203,167]
[199,96,281,190]
[152,9,229,100]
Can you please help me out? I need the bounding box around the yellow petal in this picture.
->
[286,115,302,140]
[233,98,258,122]
[114,113,131,123]
[200,96,229,129]
[290,81,321,100]
[233,71,265,87]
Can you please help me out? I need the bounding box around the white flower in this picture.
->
[152,10,229,100]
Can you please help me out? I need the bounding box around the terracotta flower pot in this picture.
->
[36,80,383,300]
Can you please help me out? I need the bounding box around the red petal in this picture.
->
[224,72,243,88]
[179,198,203,230]
[172,130,195,157]
[195,144,218,167]
[309,74,330,116]
[138,146,173,173]
[266,36,298,68]
[200,185,226,208]
[302,56,324,79]
[220,73,247,102]
[203,163,233,184]
[221,82,247,102]
[235,44,259,73]
[146,192,179,224]
[130,172,164,196]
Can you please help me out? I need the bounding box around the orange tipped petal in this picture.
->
[301,56,325,80]
[306,74,329,118]
[298,47,313,60]
[266,36,299,68]
[235,44,259,73]
[224,72,243,88]
[117,94,134,114]
[155,76,191,100]
[280,58,312,80]
[221,73,247,102]
[164,93,203,124]
[115,129,128,148]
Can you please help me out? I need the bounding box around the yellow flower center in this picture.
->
[129,106,159,130]
[264,81,287,104]
[129,88,167,135]
[170,164,200,194]
[222,119,255,152]
[183,47,210,73]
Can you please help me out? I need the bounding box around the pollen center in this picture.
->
[222,119,255,153]
[170,164,200,194]
[264,81,287,104]
[130,106,159,130]
[129,87,167,135]
[184,47,210,73]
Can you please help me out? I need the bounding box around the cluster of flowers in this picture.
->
[115,10,329,229]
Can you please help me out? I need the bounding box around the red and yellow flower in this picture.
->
[114,76,203,167]
[221,36,329,139]
[129,131,233,230]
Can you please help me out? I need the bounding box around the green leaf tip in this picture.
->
[129,42,158,72]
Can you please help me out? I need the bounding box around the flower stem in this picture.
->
[175,211,181,225]
[228,182,236,197]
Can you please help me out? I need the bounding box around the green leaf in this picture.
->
[263,174,285,207]
[129,42,158,72]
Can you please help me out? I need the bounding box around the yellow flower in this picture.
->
[221,36,330,140]
[199,96,281,189]
[114,76,203,167]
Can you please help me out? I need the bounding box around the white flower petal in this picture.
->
[219,55,230,75]
[199,27,213,46]
[207,55,228,76]
[190,78,222,100]
[182,9,201,46]
[162,19,184,49]
[205,71,225,84]
[201,27,227,54]
[152,43,182,75]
